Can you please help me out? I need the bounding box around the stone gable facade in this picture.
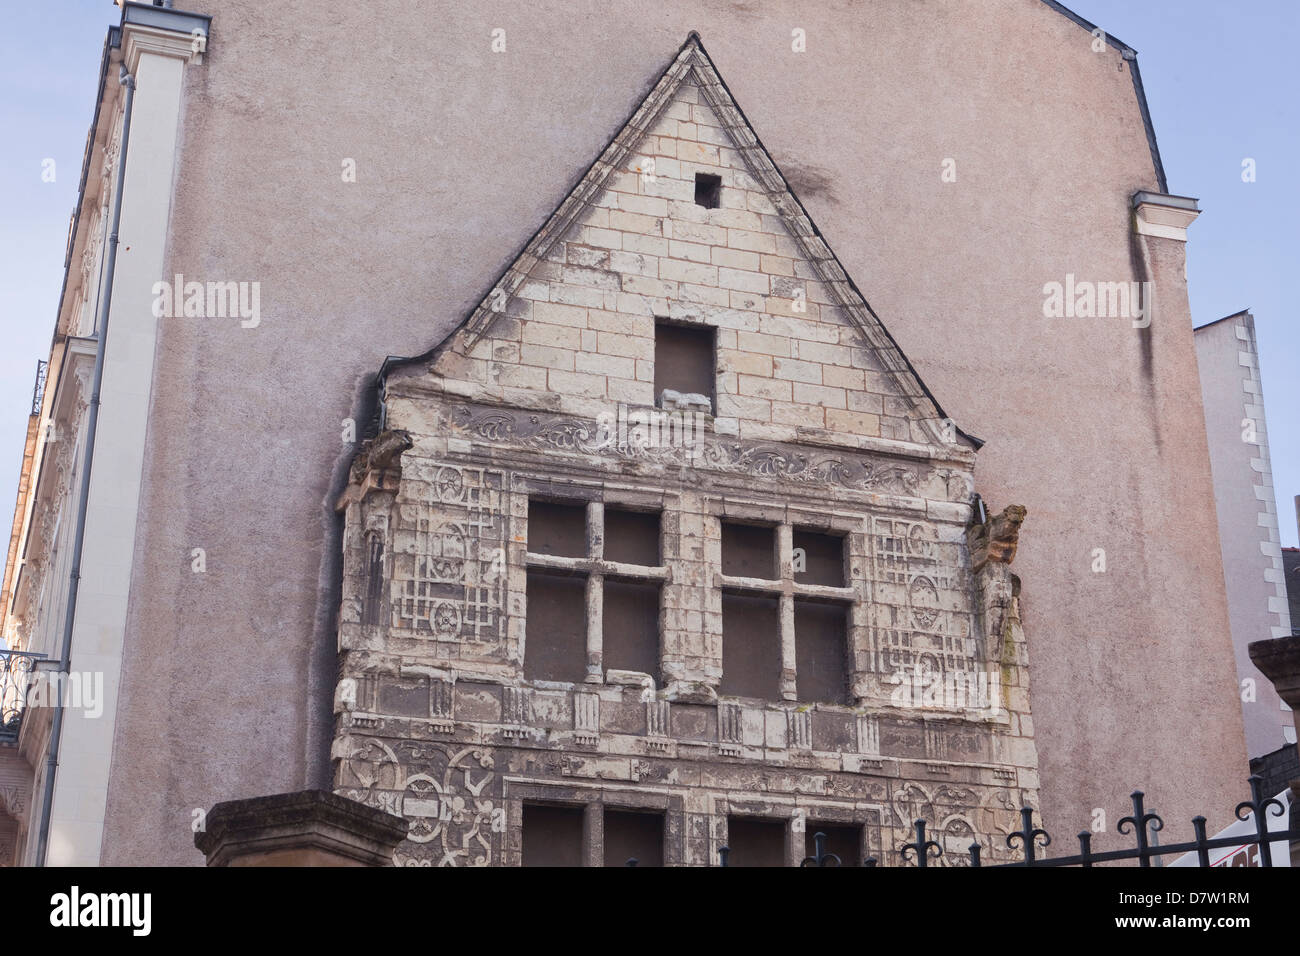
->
[330,37,1037,866]
[0,2,1252,867]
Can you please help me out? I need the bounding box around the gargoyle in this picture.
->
[340,429,414,508]
[967,500,1027,573]
[350,429,413,482]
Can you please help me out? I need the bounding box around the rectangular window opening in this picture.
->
[527,499,588,558]
[804,823,862,867]
[654,321,715,412]
[603,509,660,566]
[726,816,786,867]
[721,591,781,700]
[694,172,722,209]
[794,599,849,705]
[525,570,588,684]
[522,804,584,867]
[721,522,777,580]
[603,810,665,867]
[602,578,661,680]
[792,529,846,587]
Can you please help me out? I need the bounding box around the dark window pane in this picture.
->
[727,817,786,867]
[721,592,781,700]
[795,600,848,705]
[528,500,587,558]
[522,804,584,867]
[654,322,715,408]
[604,509,660,566]
[525,571,587,683]
[603,810,664,867]
[804,824,861,867]
[603,579,660,678]
[694,172,721,209]
[721,522,776,579]
[792,530,845,587]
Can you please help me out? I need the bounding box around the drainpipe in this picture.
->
[34,65,136,868]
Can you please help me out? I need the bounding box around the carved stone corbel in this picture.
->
[0,783,30,828]
[337,430,413,642]
[967,502,1027,662]
[968,502,1026,573]
[338,429,413,510]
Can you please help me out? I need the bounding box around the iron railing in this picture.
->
[0,649,45,742]
[710,774,1297,868]
[32,360,48,418]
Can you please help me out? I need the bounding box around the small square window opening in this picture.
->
[694,172,722,208]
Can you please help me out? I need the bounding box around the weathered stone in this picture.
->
[328,38,1036,867]
[194,790,407,867]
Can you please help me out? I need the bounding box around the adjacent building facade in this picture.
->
[0,0,1252,865]
[1195,311,1296,797]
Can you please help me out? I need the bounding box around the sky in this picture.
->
[0,1,1296,548]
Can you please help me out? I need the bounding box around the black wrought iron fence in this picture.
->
[0,648,45,742]
[707,774,1297,868]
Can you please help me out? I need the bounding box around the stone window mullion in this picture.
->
[777,522,798,700]
[585,574,604,683]
[848,529,871,705]
[779,592,797,700]
[585,501,605,683]
[582,802,603,868]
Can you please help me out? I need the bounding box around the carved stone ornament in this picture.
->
[445,405,932,497]
[968,502,1027,572]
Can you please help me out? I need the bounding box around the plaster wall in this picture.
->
[1195,313,1295,758]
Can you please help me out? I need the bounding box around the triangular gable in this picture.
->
[388,33,979,451]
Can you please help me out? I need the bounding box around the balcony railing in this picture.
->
[32,359,48,418]
[0,649,45,742]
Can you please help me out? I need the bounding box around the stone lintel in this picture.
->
[194,789,407,867]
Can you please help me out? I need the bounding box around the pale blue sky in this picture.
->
[1,1,1296,546]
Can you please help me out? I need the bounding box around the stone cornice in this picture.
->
[390,382,978,470]
[121,2,210,72]
[194,789,407,867]
[416,402,976,512]
[1132,190,1201,242]
[1248,635,1300,711]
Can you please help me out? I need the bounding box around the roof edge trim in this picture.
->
[1038,0,1169,193]
[1193,309,1253,333]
